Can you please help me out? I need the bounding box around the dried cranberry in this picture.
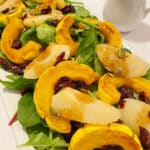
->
[54,52,65,66]
[55,77,72,93]
[61,5,75,14]
[2,8,9,14]
[20,88,31,96]
[39,46,46,51]
[11,65,24,75]
[51,19,60,27]
[0,58,11,70]
[118,87,135,108]
[139,127,150,149]
[8,112,17,126]
[96,145,123,150]
[139,92,150,104]
[115,119,123,124]
[11,39,22,49]
[41,6,51,14]
[118,98,126,108]
[119,87,135,99]
[10,62,28,75]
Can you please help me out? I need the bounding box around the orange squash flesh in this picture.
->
[55,15,79,56]
[34,61,99,133]
[1,18,41,64]
[99,21,122,49]
[69,123,143,150]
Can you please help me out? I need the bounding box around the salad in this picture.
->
[0,0,150,150]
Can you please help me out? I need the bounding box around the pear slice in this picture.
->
[120,98,150,135]
[69,123,142,150]
[24,43,70,79]
[96,44,150,77]
[51,87,120,124]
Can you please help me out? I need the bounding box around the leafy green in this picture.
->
[0,74,36,90]
[75,27,105,75]
[94,56,105,75]
[0,51,7,60]
[70,28,83,42]
[144,68,150,80]
[36,24,56,45]
[74,15,99,29]
[87,82,98,99]
[22,0,38,9]
[18,93,41,127]
[75,6,90,18]
[20,23,56,46]
[20,26,38,46]
[26,123,49,135]
[64,0,83,5]
[121,48,132,54]
[0,22,5,38]
[20,130,68,150]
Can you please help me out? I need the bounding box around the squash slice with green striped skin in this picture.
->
[34,61,99,133]
[1,18,41,64]
[69,123,143,150]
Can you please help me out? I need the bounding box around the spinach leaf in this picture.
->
[36,24,55,45]
[20,26,39,46]
[0,74,36,90]
[75,27,105,75]
[0,22,5,38]
[18,93,41,127]
[20,130,68,149]
[26,123,49,135]
[75,6,90,18]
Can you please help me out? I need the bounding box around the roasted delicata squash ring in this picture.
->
[38,0,56,10]
[55,15,79,56]
[0,14,8,24]
[1,18,41,64]
[34,61,99,133]
[98,73,150,104]
[0,1,25,24]
[0,0,19,13]
[98,73,125,105]
[99,21,122,48]
[69,123,143,150]
[127,77,150,100]
[7,2,25,19]
[56,0,66,9]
